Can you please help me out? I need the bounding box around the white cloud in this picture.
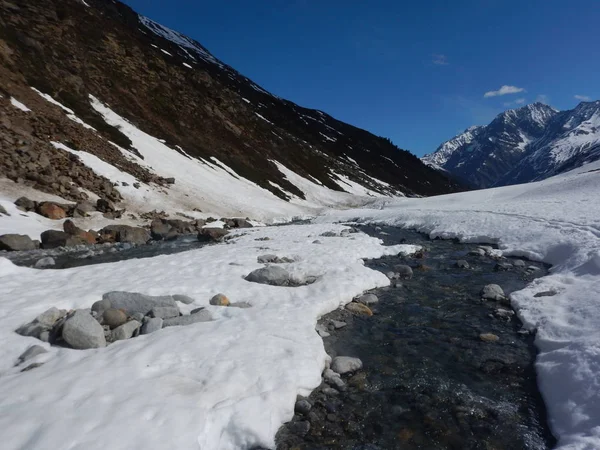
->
[574,94,591,101]
[432,54,448,65]
[536,94,550,104]
[484,85,526,98]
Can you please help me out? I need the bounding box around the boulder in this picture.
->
[99,225,150,245]
[62,310,106,349]
[233,218,253,228]
[110,320,141,342]
[355,293,378,305]
[99,291,178,316]
[162,310,212,327]
[102,308,128,329]
[0,234,37,251]
[40,230,87,249]
[209,293,230,306]
[96,198,115,213]
[295,398,312,415]
[37,202,67,220]
[16,345,48,365]
[198,227,229,242]
[14,196,36,211]
[150,219,171,240]
[455,260,470,269]
[481,284,506,302]
[345,302,373,316]
[34,257,56,268]
[245,266,291,286]
[394,265,414,279]
[74,201,95,215]
[141,317,163,335]
[63,220,97,244]
[35,307,64,328]
[150,306,180,319]
[331,356,363,375]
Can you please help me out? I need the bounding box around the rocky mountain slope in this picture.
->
[0,0,460,224]
[423,101,600,188]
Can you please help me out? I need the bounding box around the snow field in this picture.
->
[0,223,418,450]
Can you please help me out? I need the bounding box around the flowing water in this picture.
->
[275,225,555,450]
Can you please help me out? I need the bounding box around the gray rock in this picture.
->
[513,259,526,267]
[101,291,178,316]
[101,225,150,245]
[331,320,347,329]
[478,245,494,254]
[527,265,540,272]
[312,240,322,244]
[91,298,112,315]
[323,368,347,391]
[0,234,37,251]
[35,307,63,328]
[162,310,212,327]
[481,284,506,302]
[393,265,413,279]
[40,230,86,249]
[16,345,47,365]
[257,254,278,263]
[455,260,470,269]
[190,307,206,315]
[209,293,230,306]
[494,262,513,271]
[316,324,330,338]
[15,322,48,339]
[0,204,8,216]
[229,302,252,308]
[331,356,363,375]
[320,231,338,237]
[131,312,145,322]
[295,398,312,415]
[62,310,107,349]
[173,294,195,304]
[14,196,36,211]
[321,387,339,396]
[495,308,515,320]
[386,271,399,280]
[288,421,310,436]
[102,308,128,329]
[534,290,558,298]
[34,257,55,268]
[245,266,290,286]
[141,317,163,335]
[39,331,50,342]
[150,306,180,319]
[356,293,378,305]
[469,248,486,256]
[150,219,171,240]
[197,227,228,242]
[110,320,141,342]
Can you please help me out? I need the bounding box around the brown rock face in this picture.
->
[37,202,66,220]
[63,220,97,244]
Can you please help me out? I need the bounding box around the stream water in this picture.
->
[275,225,555,450]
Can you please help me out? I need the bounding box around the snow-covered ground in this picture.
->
[0,223,417,450]
[319,160,600,450]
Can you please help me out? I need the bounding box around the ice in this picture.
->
[0,223,417,450]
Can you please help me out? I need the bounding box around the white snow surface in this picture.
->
[9,97,30,112]
[0,223,417,450]
[319,159,600,450]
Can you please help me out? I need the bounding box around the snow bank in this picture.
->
[0,223,417,450]
[319,160,600,450]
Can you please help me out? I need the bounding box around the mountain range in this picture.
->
[0,0,461,223]
[423,101,600,188]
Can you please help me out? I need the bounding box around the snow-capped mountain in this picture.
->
[0,0,461,223]
[422,103,559,188]
[423,101,600,188]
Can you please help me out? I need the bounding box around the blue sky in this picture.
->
[122,0,599,156]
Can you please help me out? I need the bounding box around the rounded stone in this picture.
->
[209,293,230,306]
[480,333,500,342]
[345,302,373,316]
[102,308,128,329]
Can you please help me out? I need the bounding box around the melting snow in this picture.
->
[10,97,30,112]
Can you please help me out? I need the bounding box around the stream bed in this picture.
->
[275,225,556,450]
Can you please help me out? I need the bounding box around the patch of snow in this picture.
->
[10,97,30,112]
[319,132,336,143]
[254,113,273,125]
[182,62,193,69]
[160,48,173,56]
[242,98,251,104]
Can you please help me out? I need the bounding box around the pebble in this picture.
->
[479,333,500,342]
[331,356,363,374]
[481,284,506,302]
[288,421,310,436]
[513,259,526,267]
[455,260,470,269]
[322,387,339,396]
[295,398,312,415]
[355,293,379,305]
[393,264,413,279]
[34,257,56,268]
[331,320,347,329]
[345,302,373,316]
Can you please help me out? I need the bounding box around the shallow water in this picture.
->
[275,225,555,450]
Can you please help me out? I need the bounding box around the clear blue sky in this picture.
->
[122,0,599,156]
